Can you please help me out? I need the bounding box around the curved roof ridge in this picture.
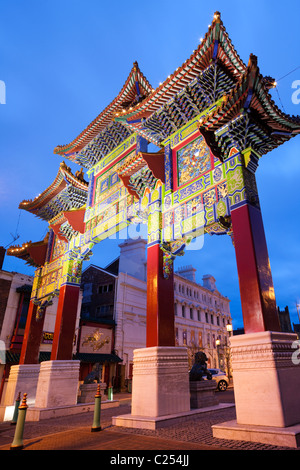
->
[123,11,247,122]
[19,161,88,213]
[199,53,300,133]
[54,62,153,156]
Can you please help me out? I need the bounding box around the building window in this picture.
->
[182,305,185,318]
[98,284,113,294]
[217,316,220,326]
[197,310,201,321]
[174,303,177,316]
[205,312,208,323]
[95,304,113,317]
[190,308,193,319]
[211,314,214,324]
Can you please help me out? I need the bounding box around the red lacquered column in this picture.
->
[231,203,281,333]
[19,301,45,364]
[146,244,175,347]
[50,284,80,360]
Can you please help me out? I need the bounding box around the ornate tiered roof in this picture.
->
[54,62,153,163]
[9,162,89,265]
[19,161,88,222]
[54,11,300,172]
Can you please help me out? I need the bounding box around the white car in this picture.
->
[204,368,229,391]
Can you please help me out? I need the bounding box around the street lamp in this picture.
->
[226,323,233,336]
[216,338,220,368]
[296,303,300,323]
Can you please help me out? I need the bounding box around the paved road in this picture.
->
[0,389,297,452]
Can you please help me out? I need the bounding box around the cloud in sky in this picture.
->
[0,0,300,328]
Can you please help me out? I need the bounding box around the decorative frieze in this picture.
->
[230,331,298,371]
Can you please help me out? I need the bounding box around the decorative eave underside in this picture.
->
[197,54,300,160]
[117,149,165,199]
[49,206,86,243]
[54,62,153,160]
[7,234,49,267]
[19,162,89,222]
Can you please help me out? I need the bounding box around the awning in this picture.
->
[74,353,123,363]
[4,351,122,364]
[4,351,51,364]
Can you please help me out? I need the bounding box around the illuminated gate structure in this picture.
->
[7,12,300,444]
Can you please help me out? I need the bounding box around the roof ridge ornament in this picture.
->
[213,11,222,24]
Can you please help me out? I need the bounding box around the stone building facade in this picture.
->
[108,239,232,383]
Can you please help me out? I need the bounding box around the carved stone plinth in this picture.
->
[190,380,218,409]
[1,364,40,406]
[230,331,300,427]
[113,346,236,430]
[131,346,190,418]
[34,360,80,409]
[212,331,300,448]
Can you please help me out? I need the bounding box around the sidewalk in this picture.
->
[0,392,296,451]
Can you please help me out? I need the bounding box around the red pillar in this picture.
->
[146,244,175,347]
[19,301,45,364]
[231,203,281,333]
[50,284,80,360]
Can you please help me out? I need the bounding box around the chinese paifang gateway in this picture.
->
[7,11,300,445]
[10,10,300,358]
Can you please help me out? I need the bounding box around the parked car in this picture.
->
[203,368,229,391]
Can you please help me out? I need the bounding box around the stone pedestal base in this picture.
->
[77,382,106,403]
[113,346,190,428]
[131,346,190,417]
[190,380,218,409]
[1,364,40,407]
[212,331,300,447]
[113,403,234,430]
[34,360,80,409]
[212,419,300,448]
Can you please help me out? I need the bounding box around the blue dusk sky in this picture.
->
[0,0,299,329]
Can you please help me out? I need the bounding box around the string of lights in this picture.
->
[272,65,300,112]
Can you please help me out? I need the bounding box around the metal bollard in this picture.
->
[107,385,113,401]
[10,393,28,450]
[11,392,21,426]
[91,384,102,432]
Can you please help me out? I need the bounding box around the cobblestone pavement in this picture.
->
[0,393,298,451]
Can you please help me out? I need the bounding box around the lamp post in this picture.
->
[216,338,220,368]
[226,323,233,381]
[296,303,300,324]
